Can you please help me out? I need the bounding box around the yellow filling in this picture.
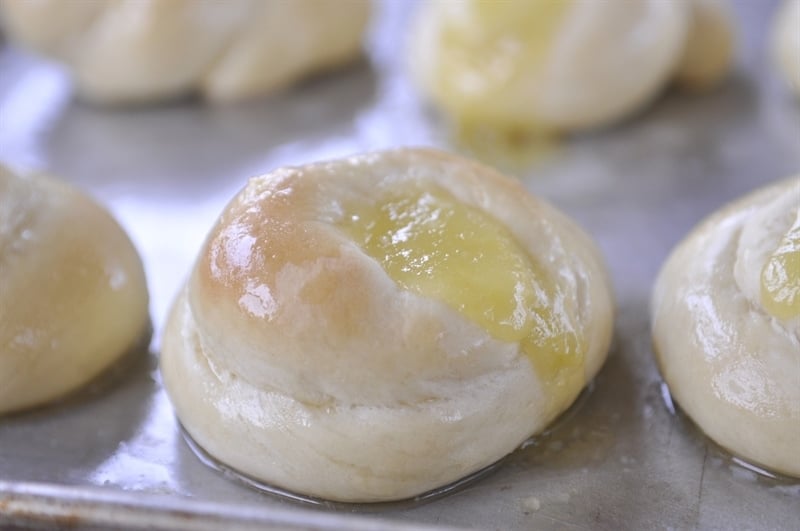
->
[433,0,572,127]
[761,213,800,320]
[339,185,583,406]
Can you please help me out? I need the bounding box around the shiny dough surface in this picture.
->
[0,165,149,414]
[0,0,370,104]
[652,177,800,477]
[160,148,614,502]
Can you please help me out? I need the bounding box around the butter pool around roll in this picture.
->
[652,177,800,477]
[160,148,614,502]
[0,164,149,414]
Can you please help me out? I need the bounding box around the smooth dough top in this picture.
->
[160,148,614,502]
[652,177,800,477]
[0,165,149,414]
[409,0,690,132]
[0,0,370,104]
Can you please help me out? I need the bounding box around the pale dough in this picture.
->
[772,0,800,97]
[409,0,690,132]
[674,0,736,91]
[0,165,149,414]
[160,148,614,502]
[410,0,738,132]
[0,0,370,104]
[652,177,800,477]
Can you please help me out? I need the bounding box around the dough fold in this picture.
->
[161,148,614,501]
[410,0,737,132]
[0,0,370,104]
[652,177,800,477]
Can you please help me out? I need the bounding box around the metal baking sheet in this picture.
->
[1,1,799,529]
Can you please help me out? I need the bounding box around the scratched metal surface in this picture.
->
[1,1,799,529]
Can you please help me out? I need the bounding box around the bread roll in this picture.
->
[0,165,149,414]
[652,177,800,477]
[160,148,614,502]
[772,0,800,97]
[674,0,736,91]
[409,0,689,132]
[0,0,370,104]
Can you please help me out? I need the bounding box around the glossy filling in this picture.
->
[761,211,800,320]
[339,185,583,405]
[434,0,572,123]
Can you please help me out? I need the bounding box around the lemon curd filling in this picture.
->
[434,0,572,125]
[339,185,584,405]
[761,212,800,320]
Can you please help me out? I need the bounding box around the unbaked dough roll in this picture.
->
[0,165,149,414]
[0,0,370,104]
[772,0,800,97]
[161,148,614,502]
[674,0,736,91]
[652,177,800,477]
[409,0,690,132]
